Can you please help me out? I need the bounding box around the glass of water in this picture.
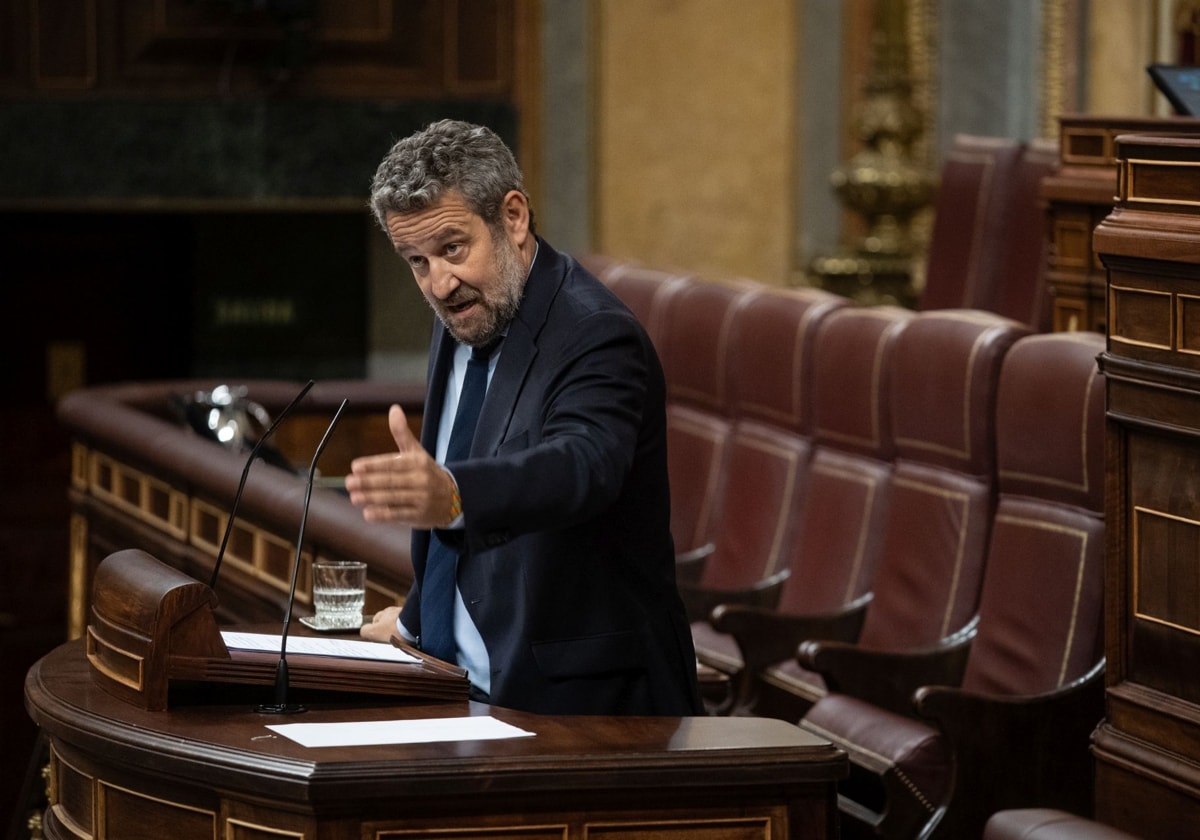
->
[311,560,367,629]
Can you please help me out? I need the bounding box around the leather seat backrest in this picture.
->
[774,306,914,615]
[920,135,1024,313]
[962,332,1107,696]
[592,260,690,351]
[725,285,848,434]
[697,286,849,590]
[857,310,1031,650]
[978,137,1060,331]
[657,277,752,553]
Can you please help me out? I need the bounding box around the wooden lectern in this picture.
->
[85,548,467,710]
[26,554,847,840]
[23,541,847,839]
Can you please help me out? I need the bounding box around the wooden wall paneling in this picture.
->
[110,1,446,97]
[447,0,511,94]
[0,2,23,88]
[1,1,528,100]
[32,0,98,90]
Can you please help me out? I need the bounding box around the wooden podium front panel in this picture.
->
[1093,133,1200,837]
[27,642,845,840]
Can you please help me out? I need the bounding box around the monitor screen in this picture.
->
[1148,64,1200,116]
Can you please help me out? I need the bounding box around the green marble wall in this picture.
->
[0,100,516,202]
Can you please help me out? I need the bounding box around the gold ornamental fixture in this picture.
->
[809,0,936,306]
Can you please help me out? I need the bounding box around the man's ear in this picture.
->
[500,189,531,247]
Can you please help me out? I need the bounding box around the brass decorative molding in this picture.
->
[808,0,936,306]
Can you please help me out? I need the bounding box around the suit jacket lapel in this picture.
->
[472,239,564,457]
[422,325,457,455]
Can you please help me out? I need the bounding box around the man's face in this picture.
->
[385,191,528,347]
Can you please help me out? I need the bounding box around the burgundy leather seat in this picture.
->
[655,275,754,570]
[978,137,1060,331]
[920,135,1024,314]
[983,809,1141,840]
[696,306,912,710]
[720,309,1030,721]
[589,259,691,354]
[685,285,848,680]
[798,331,1108,840]
[782,305,913,619]
[591,262,715,557]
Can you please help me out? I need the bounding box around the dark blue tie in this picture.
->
[420,340,500,662]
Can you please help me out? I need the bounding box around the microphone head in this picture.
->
[208,380,316,591]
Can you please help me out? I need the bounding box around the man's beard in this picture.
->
[435,230,526,348]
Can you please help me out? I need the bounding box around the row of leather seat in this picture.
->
[579,254,1109,840]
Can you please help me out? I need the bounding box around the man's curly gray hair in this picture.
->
[369,119,535,235]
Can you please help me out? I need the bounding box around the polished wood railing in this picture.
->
[57,378,424,636]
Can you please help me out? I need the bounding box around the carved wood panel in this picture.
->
[5,0,518,98]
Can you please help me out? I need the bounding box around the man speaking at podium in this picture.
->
[345,119,702,717]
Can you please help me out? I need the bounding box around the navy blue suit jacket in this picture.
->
[399,239,702,716]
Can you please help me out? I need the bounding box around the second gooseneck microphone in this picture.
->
[256,398,349,715]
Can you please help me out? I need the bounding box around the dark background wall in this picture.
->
[0,3,535,833]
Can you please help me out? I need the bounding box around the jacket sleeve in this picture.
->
[450,306,657,553]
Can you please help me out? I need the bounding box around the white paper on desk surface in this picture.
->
[221,631,420,664]
[266,716,536,748]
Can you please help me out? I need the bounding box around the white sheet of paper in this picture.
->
[221,631,420,664]
[266,715,536,748]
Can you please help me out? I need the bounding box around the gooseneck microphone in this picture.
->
[256,398,349,715]
[208,379,315,591]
